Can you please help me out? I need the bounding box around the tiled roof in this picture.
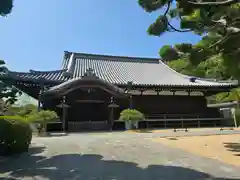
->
[2,52,238,87]
[8,69,68,82]
[59,52,237,87]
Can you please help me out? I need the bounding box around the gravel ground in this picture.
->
[0,132,240,180]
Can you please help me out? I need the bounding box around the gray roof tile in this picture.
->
[60,52,237,87]
[2,52,238,87]
[9,70,68,82]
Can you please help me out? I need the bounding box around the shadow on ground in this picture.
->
[166,137,178,140]
[132,129,153,133]
[0,145,238,180]
[224,142,240,156]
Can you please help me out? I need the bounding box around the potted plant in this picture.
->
[28,110,58,136]
[119,109,144,130]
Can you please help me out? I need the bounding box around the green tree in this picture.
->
[0,60,21,105]
[215,88,240,103]
[140,0,240,103]
[0,0,13,16]
[139,0,240,80]
[167,54,231,79]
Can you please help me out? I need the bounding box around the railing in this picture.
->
[137,117,229,129]
[145,113,201,119]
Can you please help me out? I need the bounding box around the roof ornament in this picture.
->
[82,68,99,80]
[189,77,197,83]
[63,51,71,60]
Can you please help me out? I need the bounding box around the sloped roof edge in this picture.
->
[159,60,238,86]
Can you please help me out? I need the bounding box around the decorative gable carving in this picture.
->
[82,68,99,80]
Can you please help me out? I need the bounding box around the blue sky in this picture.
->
[0,0,201,72]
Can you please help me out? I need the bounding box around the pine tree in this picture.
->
[139,0,240,80]
[0,0,13,16]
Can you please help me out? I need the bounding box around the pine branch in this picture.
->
[164,0,192,33]
[168,21,192,32]
[164,0,172,16]
[188,0,240,6]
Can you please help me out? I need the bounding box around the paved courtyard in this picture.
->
[0,132,240,180]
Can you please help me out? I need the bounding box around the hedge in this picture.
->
[0,116,32,156]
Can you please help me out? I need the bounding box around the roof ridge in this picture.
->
[29,69,67,74]
[70,52,160,63]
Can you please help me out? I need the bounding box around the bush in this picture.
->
[119,109,144,121]
[28,110,58,135]
[17,104,37,117]
[0,116,32,156]
[28,110,58,123]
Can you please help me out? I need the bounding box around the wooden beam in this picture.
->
[57,85,127,98]
[75,100,105,103]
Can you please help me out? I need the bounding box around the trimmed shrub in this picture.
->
[28,110,58,135]
[119,109,144,121]
[28,110,58,123]
[0,116,32,156]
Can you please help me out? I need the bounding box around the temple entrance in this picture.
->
[68,101,108,122]
[43,69,128,131]
[64,87,113,131]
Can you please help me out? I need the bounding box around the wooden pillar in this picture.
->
[56,97,70,132]
[109,97,114,124]
[37,91,41,112]
[38,79,45,111]
[198,120,200,128]
[127,81,133,109]
[236,83,240,108]
[62,96,67,132]
[109,108,114,124]
[108,96,119,130]
[129,95,133,109]
[172,90,176,96]
[38,89,43,112]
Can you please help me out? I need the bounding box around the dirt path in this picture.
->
[153,134,240,166]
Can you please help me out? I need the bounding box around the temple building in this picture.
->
[1,51,238,131]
